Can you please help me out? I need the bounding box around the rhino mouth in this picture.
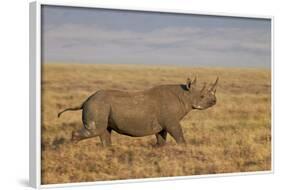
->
[192,105,205,110]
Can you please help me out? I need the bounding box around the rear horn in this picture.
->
[209,76,219,92]
[200,82,207,93]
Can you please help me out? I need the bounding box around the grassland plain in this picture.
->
[41,63,271,184]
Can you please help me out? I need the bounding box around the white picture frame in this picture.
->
[29,1,274,188]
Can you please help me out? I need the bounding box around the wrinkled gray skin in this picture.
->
[58,77,219,147]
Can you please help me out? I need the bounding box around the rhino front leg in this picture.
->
[165,122,186,144]
[155,130,167,146]
[99,128,112,147]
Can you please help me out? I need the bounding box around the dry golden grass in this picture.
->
[41,63,271,184]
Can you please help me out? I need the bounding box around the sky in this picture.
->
[41,5,271,68]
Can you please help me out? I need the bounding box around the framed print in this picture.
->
[29,1,273,188]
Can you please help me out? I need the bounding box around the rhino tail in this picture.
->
[57,104,83,118]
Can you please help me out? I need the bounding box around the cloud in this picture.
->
[42,22,271,68]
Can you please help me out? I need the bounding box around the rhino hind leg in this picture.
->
[71,127,100,143]
[155,130,167,146]
[83,103,112,146]
[92,116,112,147]
[88,119,111,147]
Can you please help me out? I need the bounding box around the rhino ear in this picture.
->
[186,76,197,90]
[192,76,197,85]
[186,78,192,90]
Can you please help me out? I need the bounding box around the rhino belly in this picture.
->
[109,111,162,137]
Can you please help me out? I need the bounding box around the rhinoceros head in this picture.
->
[186,76,219,110]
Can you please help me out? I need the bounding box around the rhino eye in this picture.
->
[200,95,204,98]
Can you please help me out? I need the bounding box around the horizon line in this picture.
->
[42,62,271,70]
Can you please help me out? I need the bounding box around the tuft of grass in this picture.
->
[41,63,271,184]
